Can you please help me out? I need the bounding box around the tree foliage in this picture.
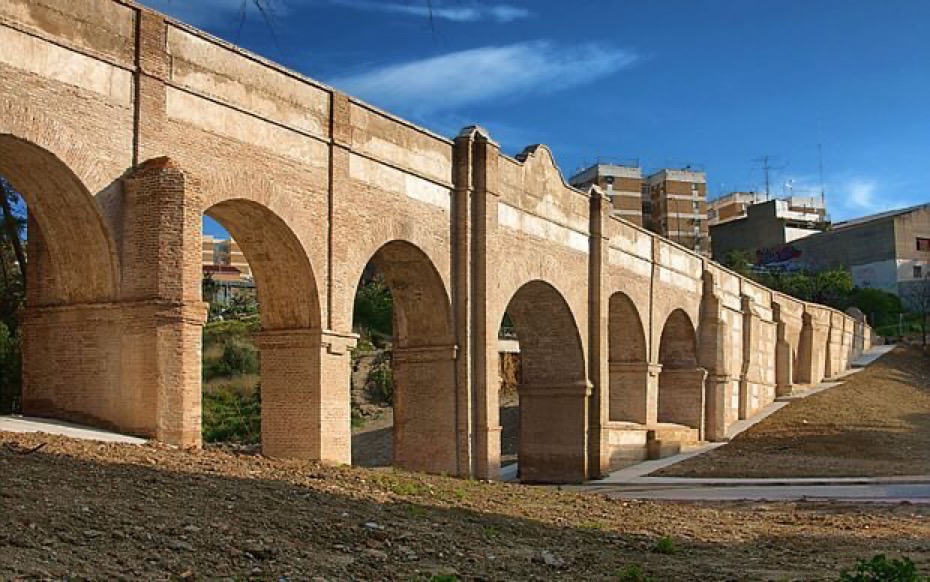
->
[0,177,25,413]
[353,274,393,341]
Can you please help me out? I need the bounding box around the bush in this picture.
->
[203,340,259,381]
[839,554,924,581]
[652,536,677,555]
[203,384,261,443]
[353,275,393,340]
[616,564,653,582]
[369,359,394,405]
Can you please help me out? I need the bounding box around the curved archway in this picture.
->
[202,199,323,458]
[501,280,588,483]
[205,199,321,331]
[350,240,458,474]
[607,292,649,423]
[657,309,706,432]
[0,134,122,429]
[0,134,118,305]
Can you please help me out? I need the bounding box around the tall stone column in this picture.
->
[460,127,502,481]
[120,158,207,447]
[587,190,611,478]
[703,372,730,441]
[393,344,459,474]
[257,329,354,462]
[519,380,592,483]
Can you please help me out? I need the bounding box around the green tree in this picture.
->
[353,274,393,340]
[722,249,754,277]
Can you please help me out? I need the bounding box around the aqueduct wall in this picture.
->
[0,0,872,482]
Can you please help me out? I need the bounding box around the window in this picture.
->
[915,265,924,279]
[917,237,930,251]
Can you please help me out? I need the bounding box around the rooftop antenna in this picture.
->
[816,113,828,210]
[751,155,785,201]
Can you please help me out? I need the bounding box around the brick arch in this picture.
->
[205,198,321,331]
[354,239,458,474]
[0,134,119,304]
[609,293,647,363]
[659,309,698,369]
[364,240,454,348]
[657,308,706,432]
[503,279,589,483]
[608,292,649,423]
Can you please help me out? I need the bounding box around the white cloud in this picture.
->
[846,178,877,210]
[326,0,531,23]
[330,41,639,115]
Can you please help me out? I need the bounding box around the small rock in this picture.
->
[363,548,388,561]
[184,525,201,533]
[168,540,193,552]
[540,550,563,567]
[364,522,384,530]
[83,530,103,539]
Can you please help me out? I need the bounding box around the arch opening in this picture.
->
[499,280,588,483]
[657,309,706,432]
[0,135,121,426]
[349,240,458,474]
[607,292,649,423]
[200,199,322,457]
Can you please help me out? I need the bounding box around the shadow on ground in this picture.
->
[2,434,929,579]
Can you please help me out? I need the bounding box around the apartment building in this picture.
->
[708,192,827,227]
[644,168,709,255]
[568,163,644,226]
[202,235,252,279]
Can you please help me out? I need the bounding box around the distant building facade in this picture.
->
[569,164,709,255]
[710,197,830,262]
[715,203,930,300]
[202,235,252,279]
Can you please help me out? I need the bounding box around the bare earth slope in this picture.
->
[659,346,930,478]
[1,432,929,580]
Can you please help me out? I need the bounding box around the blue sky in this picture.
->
[142,0,930,237]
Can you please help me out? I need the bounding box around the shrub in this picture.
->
[652,536,677,555]
[369,357,394,405]
[204,340,259,381]
[202,384,261,443]
[616,564,653,582]
[839,554,924,582]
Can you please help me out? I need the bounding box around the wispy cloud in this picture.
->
[327,0,531,23]
[330,41,639,115]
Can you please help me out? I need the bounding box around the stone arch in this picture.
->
[607,292,649,423]
[2,134,124,432]
[205,198,321,331]
[0,134,119,305]
[203,198,324,458]
[657,309,706,432]
[354,239,458,474]
[502,280,589,483]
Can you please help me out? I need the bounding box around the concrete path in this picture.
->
[0,415,147,444]
[581,479,930,503]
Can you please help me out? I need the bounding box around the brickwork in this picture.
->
[1,0,869,483]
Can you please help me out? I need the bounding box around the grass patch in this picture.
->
[652,536,677,555]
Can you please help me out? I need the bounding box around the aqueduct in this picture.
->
[0,0,871,482]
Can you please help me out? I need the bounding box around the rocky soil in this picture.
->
[658,346,930,478]
[2,431,929,580]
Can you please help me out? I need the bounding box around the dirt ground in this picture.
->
[2,432,929,580]
[658,346,930,478]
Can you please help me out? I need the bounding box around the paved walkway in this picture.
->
[0,415,147,444]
